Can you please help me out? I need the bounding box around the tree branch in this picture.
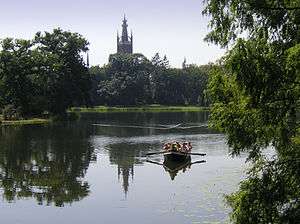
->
[246,1,300,11]
[263,6,300,11]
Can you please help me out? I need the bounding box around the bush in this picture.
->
[2,105,22,120]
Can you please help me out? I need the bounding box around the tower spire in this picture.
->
[121,15,129,42]
[117,15,133,54]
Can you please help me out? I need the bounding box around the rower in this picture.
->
[163,143,171,151]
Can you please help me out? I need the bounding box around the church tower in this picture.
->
[117,15,133,54]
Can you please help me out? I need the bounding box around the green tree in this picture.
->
[182,64,210,105]
[89,65,108,105]
[34,28,91,115]
[0,28,91,118]
[91,52,211,107]
[98,53,152,105]
[0,38,46,117]
[204,0,300,223]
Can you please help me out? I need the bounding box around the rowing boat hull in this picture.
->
[163,151,190,162]
[163,154,191,180]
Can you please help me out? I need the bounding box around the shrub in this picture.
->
[2,105,22,120]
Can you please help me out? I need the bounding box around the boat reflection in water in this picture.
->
[147,156,206,180]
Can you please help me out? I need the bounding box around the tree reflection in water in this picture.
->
[0,124,96,207]
[0,112,211,205]
[106,142,157,195]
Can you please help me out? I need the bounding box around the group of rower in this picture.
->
[163,141,192,152]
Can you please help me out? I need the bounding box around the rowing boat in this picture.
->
[163,150,190,162]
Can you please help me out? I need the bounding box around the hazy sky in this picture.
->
[0,0,224,67]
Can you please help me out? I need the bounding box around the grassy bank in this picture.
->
[0,106,208,126]
[70,105,209,113]
[0,118,50,126]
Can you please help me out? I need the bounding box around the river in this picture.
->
[0,111,247,224]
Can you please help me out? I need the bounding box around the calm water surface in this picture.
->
[0,112,247,224]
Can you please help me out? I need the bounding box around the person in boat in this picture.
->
[182,141,192,152]
[171,142,177,151]
[169,142,180,151]
[182,142,188,152]
[163,143,171,151]
[175,141,182,151]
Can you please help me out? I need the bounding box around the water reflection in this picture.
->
[0,112,212,206]
[0,112,247,224]
[0,123,96,206]
[88,111,212,137]
[147,158,206,180]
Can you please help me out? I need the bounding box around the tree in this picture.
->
[203,0,300,223]
[97,53,152,105]
[89,65,108,105]
[92,53,211,107]
[34,28,91,115]
[0,38,44,117]
[0,28,91,118]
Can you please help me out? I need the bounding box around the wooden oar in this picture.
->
[146,151,166,156]
[146,159,206,167]
[187,152,206,156]
[146,151,206,156]
[146,160,163,166]
[191,160,206,165]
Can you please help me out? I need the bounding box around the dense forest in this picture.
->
[90,53,210,106]
[0,31,210,120]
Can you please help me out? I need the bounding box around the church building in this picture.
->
[117,15,133,54]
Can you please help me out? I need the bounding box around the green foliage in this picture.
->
[203,0,300,47]
[34,28,91,115]
[226,146,300,223]
[2,104,21,120]
[92,53,210,106]
[204,0,300,223]
[98,53,153,105]
[0,28,91,118]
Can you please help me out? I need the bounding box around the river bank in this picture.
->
[0,106,209,126]
[70,105,209,113]
[0,117,50,126]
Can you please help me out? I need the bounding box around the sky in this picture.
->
[0,0,225,67]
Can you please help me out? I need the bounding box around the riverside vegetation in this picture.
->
[204,0,300,223]
[0,30,210,125]
[0,0,299,223]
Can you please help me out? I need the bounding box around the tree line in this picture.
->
[90,53,210,106]
[0,30,210,120]
[0,28,91,120]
